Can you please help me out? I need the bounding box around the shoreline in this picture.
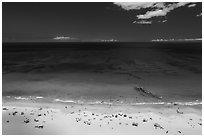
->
[3,95,202,106]
[3,72,202,103]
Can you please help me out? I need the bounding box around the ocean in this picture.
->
[2,42,202,105]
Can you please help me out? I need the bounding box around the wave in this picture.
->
[12,96,44,100]
[55,99,77,103]
[166,101,202,106]
[14,96,29,100]
[11,96,202,106]
[36,96,44,99]
[53,98,201,106]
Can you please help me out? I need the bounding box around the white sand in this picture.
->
[2,101,202,135]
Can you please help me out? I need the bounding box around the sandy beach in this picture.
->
[2,99,202,135]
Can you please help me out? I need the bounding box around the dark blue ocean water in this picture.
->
[2,42,202,104]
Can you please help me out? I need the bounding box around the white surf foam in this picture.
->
[36,96,44,99]
[54,99,202,106]
[55,99,77,103]
[13,96,201,106]
[14,96,29,100]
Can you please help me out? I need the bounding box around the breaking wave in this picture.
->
[14,96,29,100]
[53,98,202,106]
[12,96,44,100]
[10,96,202,106]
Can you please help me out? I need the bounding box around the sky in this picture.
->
[2,2,202,42]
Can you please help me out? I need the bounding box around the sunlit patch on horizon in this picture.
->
[152,38,202,42]
[53,36,72,40]
[100,39,117,42]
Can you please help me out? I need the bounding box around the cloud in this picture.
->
[114,2,192,21]
[196,13,202,17]
[133,20,152,24]
[136,2,190,19]
[157,20,167,23]
[113,2,156,10]
[187,3,197,8]
[133,19,167,24]
[162,20,167,23]
[137,9,168,19]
